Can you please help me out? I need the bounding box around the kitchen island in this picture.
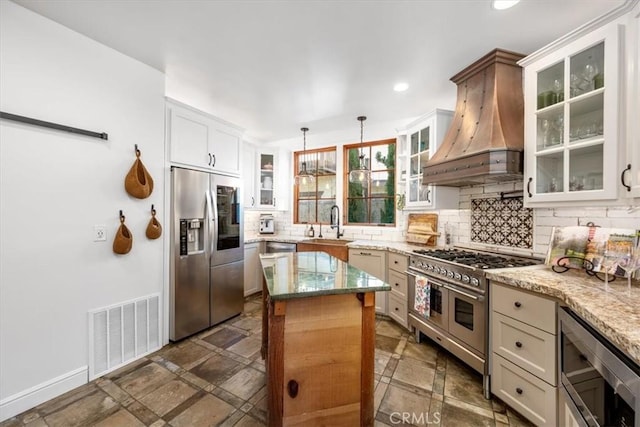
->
[259,251,391,427]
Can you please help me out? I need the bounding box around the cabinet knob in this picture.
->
[395,307,399,311]
[394,260,398,264]
[516,387,523,395]
[515,341,523,348]
[395,283,399,287]
[287,380,299,398]
[514,301,522,308]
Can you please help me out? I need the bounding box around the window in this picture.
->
[344,139,396,225]
[293,147,337,224]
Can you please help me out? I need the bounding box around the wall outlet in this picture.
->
[94,225,107,242]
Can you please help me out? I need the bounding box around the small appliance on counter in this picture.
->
[259,214,275,234]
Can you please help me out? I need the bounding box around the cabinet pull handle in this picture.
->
[208,153,212,166]
[287,380,299,398]
[211,154,216,167]
[514,301,522,308]
[621,164,631,191]
[527,177,533,198]
[360,252,371,256]
[515,341,523,348]
[516,387,523,395]
[273,197,276,205]
[251,196,255,207]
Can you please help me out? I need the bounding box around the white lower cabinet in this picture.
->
[348,249,387,314]
[558,387,585,427]
[387,252,409,328]
[491,282,557,426]
[244,243,262,296]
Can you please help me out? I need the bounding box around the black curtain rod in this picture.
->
[0,111,108,140]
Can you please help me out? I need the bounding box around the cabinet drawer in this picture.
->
[388,252,408,273]
[492,312,556,385]
[492,354,557,426]
[387,270,408,298]
[491,282,556,333]
[388,292,407,327]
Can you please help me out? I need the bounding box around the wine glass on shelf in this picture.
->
[583,60,599,92]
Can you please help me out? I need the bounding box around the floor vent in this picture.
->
[88,294,161,380]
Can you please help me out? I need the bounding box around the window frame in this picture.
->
[293,145,337,225]
[343,138,396,227]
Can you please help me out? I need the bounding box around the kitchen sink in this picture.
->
[297,239,352,262]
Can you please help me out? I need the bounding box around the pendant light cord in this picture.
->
[357,116,366,163]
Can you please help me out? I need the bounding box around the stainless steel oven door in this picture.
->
[407,269,448,331]
[445,282,485,354]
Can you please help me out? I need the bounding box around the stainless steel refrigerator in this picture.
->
[170,167,244,341]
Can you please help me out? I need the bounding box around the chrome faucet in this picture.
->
[330,205,344,239]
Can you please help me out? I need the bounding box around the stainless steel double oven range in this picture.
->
[407,248,540,398]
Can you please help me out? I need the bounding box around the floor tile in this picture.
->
[376,334,401,353]
[442,395,495,420]
[440,397,496,427]
[219,367,266,400]
[231,317,261,332]
[35,383,99,416]
[233,414,264,427]
[138,379,198,416]
[115,362,176,400]
[126,400,160,425]
[167,393,235,427]
[377,383,432,425]
[402,340,438,365]
[443,367,492,411]
[42,390,119,427]
[374,349,392,375]
[203,327,247,349]
[392,357,436,391]
[189,353,245,385]
[226,336,262,360]
[93,409,145,427]
[376,320,406,339]
[159,341,213,368]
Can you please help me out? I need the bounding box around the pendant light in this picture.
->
[295,127,315,186]
[349,116,371,184]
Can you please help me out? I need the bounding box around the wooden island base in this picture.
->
[262,280,376,427]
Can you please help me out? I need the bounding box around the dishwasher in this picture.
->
[265,242,297,253]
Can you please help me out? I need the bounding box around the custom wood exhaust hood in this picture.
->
[423,49,526,187]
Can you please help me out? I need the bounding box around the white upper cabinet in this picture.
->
[520,3,638,206]
[166,99,242,177]
[401,109,459,210]
[623,1,640,198]
[242,145,291,211]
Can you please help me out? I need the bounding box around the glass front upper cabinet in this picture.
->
[523,21,620,205]
[407,125,432,206]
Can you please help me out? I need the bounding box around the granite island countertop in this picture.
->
[486,264,640,366]
[259,251,391,300]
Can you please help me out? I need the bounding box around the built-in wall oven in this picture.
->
[559,306,639,427]
[407,248,541,399]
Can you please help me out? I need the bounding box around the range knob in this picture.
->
[462,274,470,283]
[454,272,462,281]
[447,271,455,279]
[428,265,435,271]
[433,266,440,274]
[440,268,447,276]
[471,278,480,286]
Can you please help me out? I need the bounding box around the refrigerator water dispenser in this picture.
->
[179,218,204,255]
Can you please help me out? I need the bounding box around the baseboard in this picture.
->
[0,366,88,422]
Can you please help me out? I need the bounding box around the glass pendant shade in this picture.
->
[295,161,315,186]
[295,127,315,186]
[349,116,370,184]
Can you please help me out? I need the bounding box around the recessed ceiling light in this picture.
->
[394,82,409,92]
[492,0,520,10]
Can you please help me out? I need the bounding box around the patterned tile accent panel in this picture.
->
[471,197,533,248]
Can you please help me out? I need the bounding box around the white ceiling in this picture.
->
[14,0,625,142]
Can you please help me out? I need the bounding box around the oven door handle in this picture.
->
[442,284,480,301]
[405,270,419,277]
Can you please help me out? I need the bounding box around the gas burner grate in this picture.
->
[412,248,540,269]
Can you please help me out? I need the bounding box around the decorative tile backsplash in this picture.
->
[471,197,533,249]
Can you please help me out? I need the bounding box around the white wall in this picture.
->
[0,2,165,420]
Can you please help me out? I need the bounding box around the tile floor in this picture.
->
[2,295,534,427]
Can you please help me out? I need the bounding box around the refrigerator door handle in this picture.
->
[210,187,219,256]
[205,189,215,256]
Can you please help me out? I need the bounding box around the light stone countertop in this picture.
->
[486,264,640,366]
